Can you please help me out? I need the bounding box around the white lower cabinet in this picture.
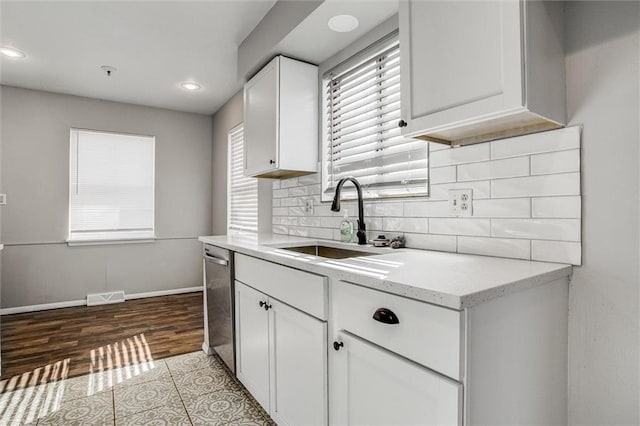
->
[330,331,462,426]
[235,280,328,425]
[235,281,271,410]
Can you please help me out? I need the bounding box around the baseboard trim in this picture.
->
[125,286,202,300]
[1,286,203,315]
[202,342,213,355]
[0,299,86,315]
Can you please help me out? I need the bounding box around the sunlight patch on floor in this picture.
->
[0,332,156,424]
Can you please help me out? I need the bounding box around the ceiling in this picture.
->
[0,0,276,115]
[0,0,398,116]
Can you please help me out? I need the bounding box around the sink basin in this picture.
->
[280,245,376,259]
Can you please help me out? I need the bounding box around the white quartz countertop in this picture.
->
[199,234,572,310]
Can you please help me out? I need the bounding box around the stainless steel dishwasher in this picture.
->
[203,244,235,373]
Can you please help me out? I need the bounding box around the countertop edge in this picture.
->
[198,236,573,310]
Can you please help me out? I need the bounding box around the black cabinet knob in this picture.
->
[398,119,407,128]
[333,341,344,351]
[259,301,266,308]
[269,159,276,165]
[373,308,400,324]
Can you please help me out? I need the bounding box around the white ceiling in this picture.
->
[0,1,399,116]
[0,0,277,115]
[276,0,398,66]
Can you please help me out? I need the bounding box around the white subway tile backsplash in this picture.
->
[367,218,384,231]
[280,197,298,207]
[288,185,310,197]
[289,226,309,237]
[404,233,457,252]
[298,173,321,185]
[531,240,582,265]
[492,219,581,241]
[491,173,580,198]
[457,156,529,181]
[273,207,288,216]
[280,178,298,188]
[404,200,450,217]
[383,217,428,234]
[308,227,333,240]
[473,198,531,218]
[430,181,491,200]
[289,206,308,216]
[298,216,322,227]
[491,126,580,159]
[458,236,531,260]
[429,218,491,236]
[272,180,281,190]
[530,149,580,175]
[272,225,288,235]
[430,143,491,167]
[273,188,289,198]
[320,216,344,228]
[430,166,457,184]
[532,196,581,218]
[365,202,404,217]
[272,127,581,264]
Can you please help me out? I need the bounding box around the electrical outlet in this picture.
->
[304,199,314,215]
[449,189,473,217]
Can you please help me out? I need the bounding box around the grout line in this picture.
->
[165,359,195,426]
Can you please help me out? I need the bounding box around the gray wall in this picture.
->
[211,89,271,235]
[565,2,639,424]
[0,86,212,308]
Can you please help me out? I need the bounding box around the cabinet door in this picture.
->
[330,331,461,426]
[244,57,279,176]
[269,298,327,426]
[235,281,270,411]
[400,0,523,136]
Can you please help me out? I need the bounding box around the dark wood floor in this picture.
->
[0,292,203,391]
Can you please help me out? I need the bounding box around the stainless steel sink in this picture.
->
[280,245,376,259]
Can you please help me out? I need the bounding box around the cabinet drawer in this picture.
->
[235,253,328,320]
[333,280,463,380]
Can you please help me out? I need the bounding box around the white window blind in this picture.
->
[322,34,429,200]
[68,129,155,243]
[228,124,258,233]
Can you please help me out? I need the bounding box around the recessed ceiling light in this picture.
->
[0,46,26,58]
[328,15,359,33]
[180,82,201,91]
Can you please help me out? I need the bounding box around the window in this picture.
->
[228,124,258,232]
[322,32,429,200]
[68,129,155,244]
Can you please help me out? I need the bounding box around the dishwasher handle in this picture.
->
[203,253,229,267]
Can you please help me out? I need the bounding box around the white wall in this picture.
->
[0,86,213,308]
[211,89,272,235]
[565,2,639,424]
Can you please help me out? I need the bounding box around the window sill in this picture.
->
[67,237,157,247]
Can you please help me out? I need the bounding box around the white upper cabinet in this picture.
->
[244,55,318,178]
[399,0,565,146]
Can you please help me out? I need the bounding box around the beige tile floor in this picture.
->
[0,351,275,425]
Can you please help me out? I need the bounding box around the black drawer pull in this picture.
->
[372,308,399,324]
[333,341,344,351]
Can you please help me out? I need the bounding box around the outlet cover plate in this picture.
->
[449,189,473,217]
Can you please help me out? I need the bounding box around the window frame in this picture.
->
[227,123,258,233]
[320,30,429,202]
[67,128,156,246]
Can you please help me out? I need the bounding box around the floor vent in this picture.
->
[87,291,125,306]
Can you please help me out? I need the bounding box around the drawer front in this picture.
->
[332,280,463,380]
[235,253,328,320]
